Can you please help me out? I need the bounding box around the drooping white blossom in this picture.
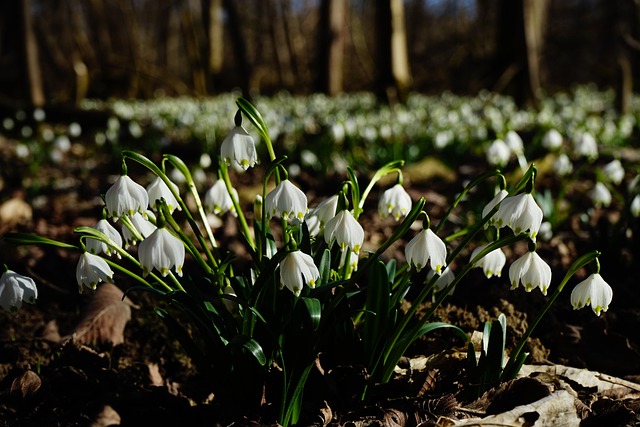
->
[542,129,563,150]
[147,177,181,213]
[486,139,511,167]
[220,126,259,170]
[493,193,543,239]
[324,210,364,254]
[85,219,123,258]
[470,245,506,278]
[204,180,238,216]
[279,251,320,297]
[590,182,612,208]
[602,159,625,185]
[306,195,339,237]
[405,228,447,273]
[553,153,574,176]
[378,184,412,221]
[570,273,613,316]
[0,270,38,313]
[122,211,157,246]
[76,252,114,292]
[572,131,598,160]
[265,179,308,223]
[105,175,149,218]
[508,251,552,295]
[138,227,185,277]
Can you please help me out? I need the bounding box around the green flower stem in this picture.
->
[119,215,144,242]
[434,169,505,234]
[103,258,168,292]
[358,160,404,211]
[220,162,256,251]
[502,250,601,378]
[379,233,528,383]
[123,151,219,270]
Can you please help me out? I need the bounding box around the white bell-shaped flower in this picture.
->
[204,180,238,216]
[493,193,543,239]
[122,211,157,247]
[405,228,447,273]
[630,195,640,217]
[105,175,149,218]
[265,179,308,223]
[570,273,613,316]
[486,139,511,167]
[76,252,114,292]
[324,210,365,254]
[470,245,506,278]
[220,126,259,170]
[572,131,598,160]
[482,189,509,224]
[602,160,625,185]
[86,219,123,258]
[504,130,524,154]
[428,266,455,294]
[138,227,185,277]
[508,251,552,295]
[0,270,38,313]
[147,177,181,213]
[542,129,563,150]
[590,182,612,208]
[279,251,320,297]
[553,153,573,176]
[306,195,339,236]
[378,184,412,221]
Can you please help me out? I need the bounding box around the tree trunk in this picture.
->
[317,0,346,95]
[223,0,252,96]
[20,0,45,106]
[375,0,412,104]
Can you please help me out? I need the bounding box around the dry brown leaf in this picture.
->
[0,195,32,229]
[148,362,164,386]
[90,404,121,427]
[10,370,42,400]
[69,283,133,346]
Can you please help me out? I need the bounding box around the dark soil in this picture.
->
[2,130,640,426]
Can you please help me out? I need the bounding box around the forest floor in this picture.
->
[1,132,640,426]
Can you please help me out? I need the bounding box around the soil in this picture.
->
[2,128,640,426]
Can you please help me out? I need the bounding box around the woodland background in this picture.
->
[1,0,640,110]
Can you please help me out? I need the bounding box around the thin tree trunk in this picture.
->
[317,0,346,95]
[223,0,252,96]
[21,0,45,106]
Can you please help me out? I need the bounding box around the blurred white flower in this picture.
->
[542,129,563,150]
[509,251,552,295]
[86,219,123,258]
[504,130,523,154]
[220,126,258,170]
[279,251,320,297]
[486,139,511,167]
[138,227,185,277]
[602,159,624,185]
[537,221,553,241]
[105,175,149,218]
[570,273,612,316]
[324,210,364,254]
[631,195,640,217]
[147,177,181,213]
[493,193,543,239]
[428,266,455,294]
[590,182,611,208]
[470,245,506,278]
[205,180,237,216]
[378,184,412,221]
[405,228,447,273]
[76,252,114,292]
[306,195,339,236]
[553,153,574,176]
[265,179,308,223]
[572,131,598,160]
[482,189,509,223]
[0,270,38,313]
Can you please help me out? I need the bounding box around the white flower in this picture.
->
[105,175,149,218]
[553,153,573,176]
[279,251,320,297]
[428,266,455,294]
[122,211,157,246]
[147,177,181,213]
[306,195,339,236]
[504,130,524,154]
[631,195,640,217]
[405,228,447,273]
[570,273,613,316]
[602,160,625,185]
[493,193,543,239]
[204,180,237,216]
[324,210,365,254]
[542,129,563,150]
[138,227,185,277]
[486,139,511,166]
[76,252,114,292]
[482,189,508,223]
[572,131,598,160]
[470,245,506,278]
[0,270,37,313]
[590,182,611,208]
[220,126,259,170]
[508,251,552,295]
[86,219,123,258]
[378,184,412,221]
[265,179,308,223]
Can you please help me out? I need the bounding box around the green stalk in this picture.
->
[220,162,256,250]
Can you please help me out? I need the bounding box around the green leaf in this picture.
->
[301,297,321,330]
[229,335,267,366]
[236,97,269,139]
[318,249,332,286]
[363,260,391,364]
[3,232,78,250]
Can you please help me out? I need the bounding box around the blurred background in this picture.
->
[1,0,639,109]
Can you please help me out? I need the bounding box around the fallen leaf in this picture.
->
[69,283,133,346]
[0,194,32,230]
[91,404,121,427]
[10,370,41,400]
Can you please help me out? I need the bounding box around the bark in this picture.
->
[223,0,252,96]
[21,0,45,106]
[317,0,346,95]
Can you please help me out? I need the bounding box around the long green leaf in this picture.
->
[3,232,78,250]
[301,297,321,330]
[363,260,391,366]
